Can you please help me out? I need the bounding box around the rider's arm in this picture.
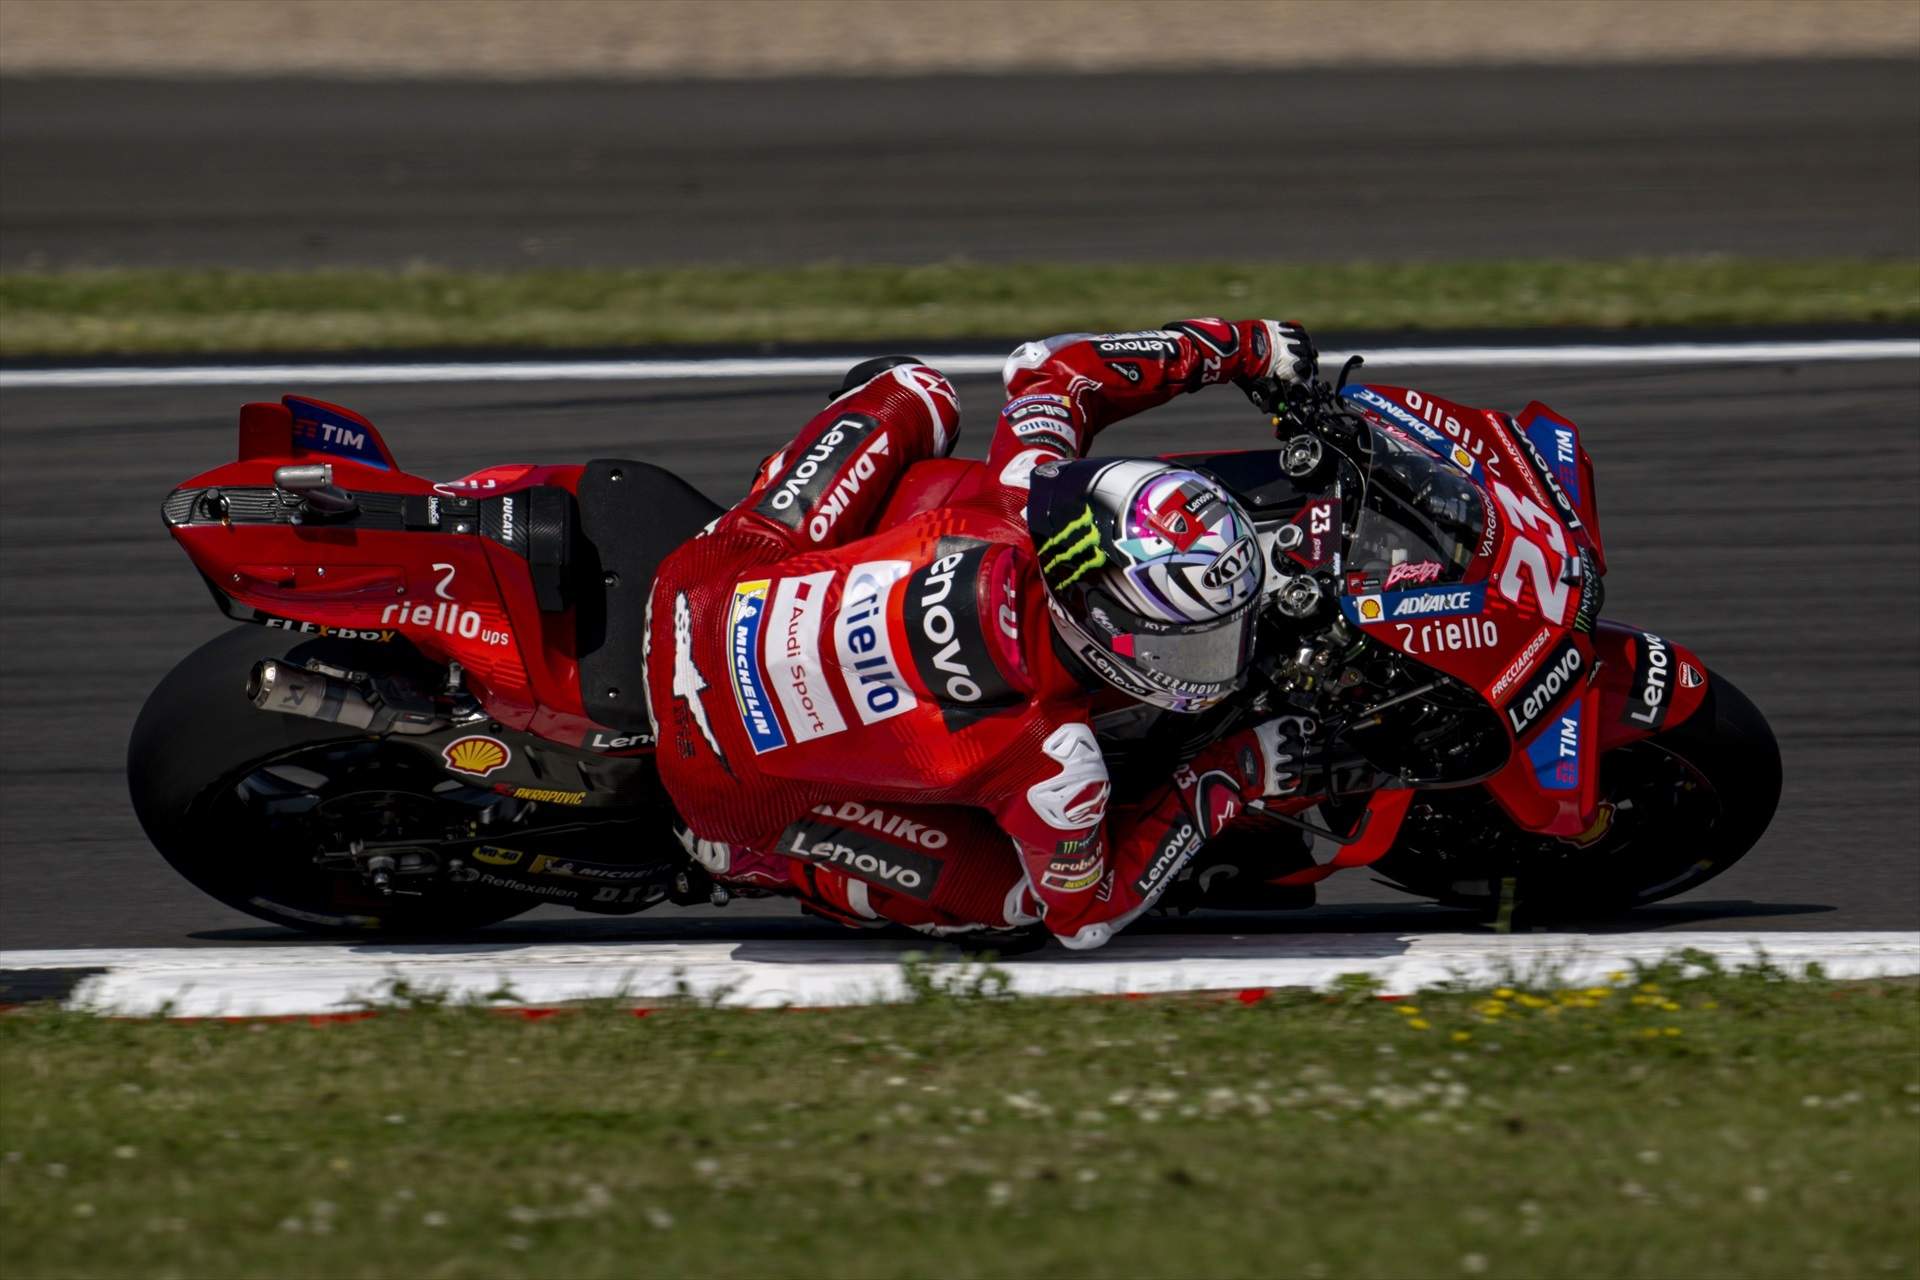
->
[984,318,1316,473]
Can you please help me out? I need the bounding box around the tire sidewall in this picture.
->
[127,625,531,935]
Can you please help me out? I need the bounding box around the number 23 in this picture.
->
[1491,482,1571,625]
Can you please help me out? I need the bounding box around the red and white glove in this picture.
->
[1173,715,1316,838]
[1237,321,1318,415]
[1257,320,1318,385]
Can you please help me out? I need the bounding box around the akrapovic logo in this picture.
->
[1505,637,1584,740]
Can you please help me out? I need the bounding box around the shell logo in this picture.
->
[1359,596,1384,622]
[443,735,511,777]
[1450,445,1475,472]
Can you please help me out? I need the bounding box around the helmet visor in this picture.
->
[1077,587,1256,709]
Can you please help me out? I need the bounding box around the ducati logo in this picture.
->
[443,735,511,777]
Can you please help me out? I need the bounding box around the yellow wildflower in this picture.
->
[1608,971,1628,982]
[1517,994,1550,1009]
[1408,1019,1431,1031]
[1663,1027,1683,1037]
[1452,1031,1473,1043]
[1640,1027,1661,1039]
[1659,1001,1682,1013]
[1584,987,1613,999]
[1493,988,1516,999]
[1396,1005,1421,1016]
[1638,983,1661,994]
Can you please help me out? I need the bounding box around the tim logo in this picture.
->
[287,396,390,469]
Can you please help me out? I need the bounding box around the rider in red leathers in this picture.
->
[644,317,1321,948]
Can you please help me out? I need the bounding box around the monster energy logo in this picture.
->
[1037,505,1107,589]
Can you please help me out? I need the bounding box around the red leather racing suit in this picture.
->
[643,318,1302,949]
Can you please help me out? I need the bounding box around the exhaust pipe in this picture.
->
[248,660,379,729]
[247,661,446,735]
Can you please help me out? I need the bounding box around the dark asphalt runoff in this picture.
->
[5,60,1918,268]
[1,355,1916,949]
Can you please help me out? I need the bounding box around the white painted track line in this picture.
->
[4,931,1915,1017]
[3,340,1916,390]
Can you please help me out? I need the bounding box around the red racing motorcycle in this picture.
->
[129,358,1781,935]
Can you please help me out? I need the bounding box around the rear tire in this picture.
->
[1372,668,1781,917]
[128,627,533,936]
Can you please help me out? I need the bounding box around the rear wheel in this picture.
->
[1371,669,1781,916]
[128,627,534,936]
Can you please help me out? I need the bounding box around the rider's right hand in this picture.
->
[1236,320,1318,415]
[1262,320,1319,384]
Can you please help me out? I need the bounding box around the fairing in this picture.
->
[1337,384,1655,836]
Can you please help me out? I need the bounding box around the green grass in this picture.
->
[3,957,1916,1280]
[2,258,1916,358]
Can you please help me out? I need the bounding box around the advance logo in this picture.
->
[1505,636,1585,741]
[1343,582,1485,626]
[1341,386,1452,457]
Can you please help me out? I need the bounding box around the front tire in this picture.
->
[128,627,533,936]
[1372,669,1782,916]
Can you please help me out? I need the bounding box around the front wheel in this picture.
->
[128,627,535,936]
[1371,669,1782,916]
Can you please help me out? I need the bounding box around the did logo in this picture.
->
[443,735,511,777]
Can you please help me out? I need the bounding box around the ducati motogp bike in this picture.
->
[129,360,1781,935]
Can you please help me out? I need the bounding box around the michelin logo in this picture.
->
[726,579,785,753]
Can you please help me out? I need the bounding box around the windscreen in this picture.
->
[1345,423,1487,593]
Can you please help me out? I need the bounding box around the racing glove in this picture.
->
[1236,320,1318,416]
[1173,714,1316,839]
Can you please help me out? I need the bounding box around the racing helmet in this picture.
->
[1027,458,1265,712]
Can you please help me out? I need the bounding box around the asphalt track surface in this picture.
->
[1,355,1916,950]
[5,60,1919,268]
